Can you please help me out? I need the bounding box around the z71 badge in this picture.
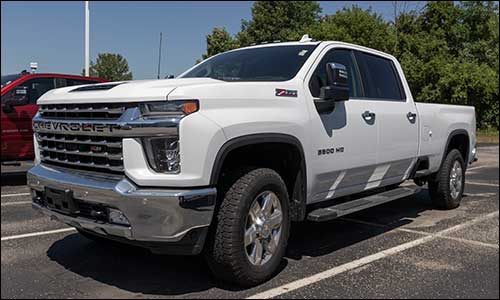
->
[275,88,298,97]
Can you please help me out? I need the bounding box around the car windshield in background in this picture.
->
[1,74,22,88]
[181,45,318,82]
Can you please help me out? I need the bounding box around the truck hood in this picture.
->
[37,78,222,105]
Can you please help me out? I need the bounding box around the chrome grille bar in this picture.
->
[39,146,123,160]
[39,156,124,173]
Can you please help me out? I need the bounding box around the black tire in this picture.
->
[205,168,290,287]
[428,149,466,209]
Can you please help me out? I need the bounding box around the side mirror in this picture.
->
[319,63,350,101]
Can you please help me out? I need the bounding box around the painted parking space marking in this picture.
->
[1,193,30,198]
[1,201,32,207]
[1,228,76,242]
[466,181,499,187]
[247,211,499,299]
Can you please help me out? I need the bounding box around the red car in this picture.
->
[1,72,107,162]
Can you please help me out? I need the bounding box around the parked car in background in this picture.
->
[1,72,107,163]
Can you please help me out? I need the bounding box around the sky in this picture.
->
[1,1,424,79]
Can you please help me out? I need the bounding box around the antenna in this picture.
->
[299,34,313,43]
[157,32,162,79]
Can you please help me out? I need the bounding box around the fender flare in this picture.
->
[209,133,306,185]
[209,133,308,221]
[439,129,470,170]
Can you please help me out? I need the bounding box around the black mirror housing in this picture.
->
[320,63,350,102]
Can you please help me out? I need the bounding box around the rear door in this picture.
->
[354,51,418,188]
[306,48,379,203]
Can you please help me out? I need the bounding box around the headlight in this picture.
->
[143,136,180,173]
[139,100,198,117]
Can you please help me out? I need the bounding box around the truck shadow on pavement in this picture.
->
[46,188,441,295]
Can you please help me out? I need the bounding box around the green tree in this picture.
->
[83,53,133,81]
[304,6,396,53]
[237,1,321,46]
[202,27,238,59]
[397,1,499,129]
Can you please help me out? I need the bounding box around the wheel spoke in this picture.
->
[251,239,263,265]
[261,193,274,217]
[250,201,262,223]
[266,237,277,255]
[245,225,257,247]
[266,211,282,230]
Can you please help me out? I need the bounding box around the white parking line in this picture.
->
[467,181,499,187]
[466,165,487,172]
[1,201,32,207]
[1,228,76,242]
[1,193,30,198]
[247,211,499,299]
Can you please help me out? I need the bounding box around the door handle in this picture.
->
[362,111,376,122]
[407,112,417,123]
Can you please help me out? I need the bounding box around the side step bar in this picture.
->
[307,187,415,222]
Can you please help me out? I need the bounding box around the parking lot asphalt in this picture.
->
[1,145,498,299]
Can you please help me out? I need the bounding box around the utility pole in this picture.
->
[157,32,162,79]
[85,1,90,76]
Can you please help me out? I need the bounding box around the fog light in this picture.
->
[108,208,130,226]
[143,136,180,173]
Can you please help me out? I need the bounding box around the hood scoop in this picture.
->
[70,83,124,92]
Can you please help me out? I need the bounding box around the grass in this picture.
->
[477,128,499,144]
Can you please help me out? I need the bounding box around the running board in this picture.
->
[307,187,415,222]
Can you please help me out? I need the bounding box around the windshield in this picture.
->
[1,74,22,89]
[181,45,317,82]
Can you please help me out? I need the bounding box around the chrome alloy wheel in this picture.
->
[450,160,463,199]
[244,191,283,266]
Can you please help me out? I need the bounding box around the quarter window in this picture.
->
[354,51,405,101]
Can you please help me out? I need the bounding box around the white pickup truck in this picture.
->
[28,38,476,286]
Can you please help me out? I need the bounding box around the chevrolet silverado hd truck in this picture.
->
[28,39,476,286]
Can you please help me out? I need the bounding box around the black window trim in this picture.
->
[352,50,407,102]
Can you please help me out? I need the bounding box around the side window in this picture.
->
[55,78,67,88]
[24,78,56,104]
[354,51,405,101]
[66,79,99,86]
[309,49,362,98]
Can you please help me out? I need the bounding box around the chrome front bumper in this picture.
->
[28,164,216,247]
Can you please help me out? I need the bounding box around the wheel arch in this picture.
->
[210,133,308,221]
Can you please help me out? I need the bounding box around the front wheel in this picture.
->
[428,149,466,209]
[205,168,290,287]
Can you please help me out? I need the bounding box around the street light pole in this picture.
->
[85,1,90,77]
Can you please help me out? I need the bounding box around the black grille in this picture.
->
[39,103,135,120]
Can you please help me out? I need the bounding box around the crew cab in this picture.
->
[1,72,107,163]
[28,39,476,286]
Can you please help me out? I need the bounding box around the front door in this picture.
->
[306,48,379,203]
[1,77,55,160]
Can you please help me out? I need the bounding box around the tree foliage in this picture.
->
[203,27,238,59]
[202,1,499,129]
[83,53,133,81]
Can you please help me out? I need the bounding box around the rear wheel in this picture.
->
[205,168,290,287]
[428,149,465,209]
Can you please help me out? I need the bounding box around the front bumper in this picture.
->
[28,164,216,255]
